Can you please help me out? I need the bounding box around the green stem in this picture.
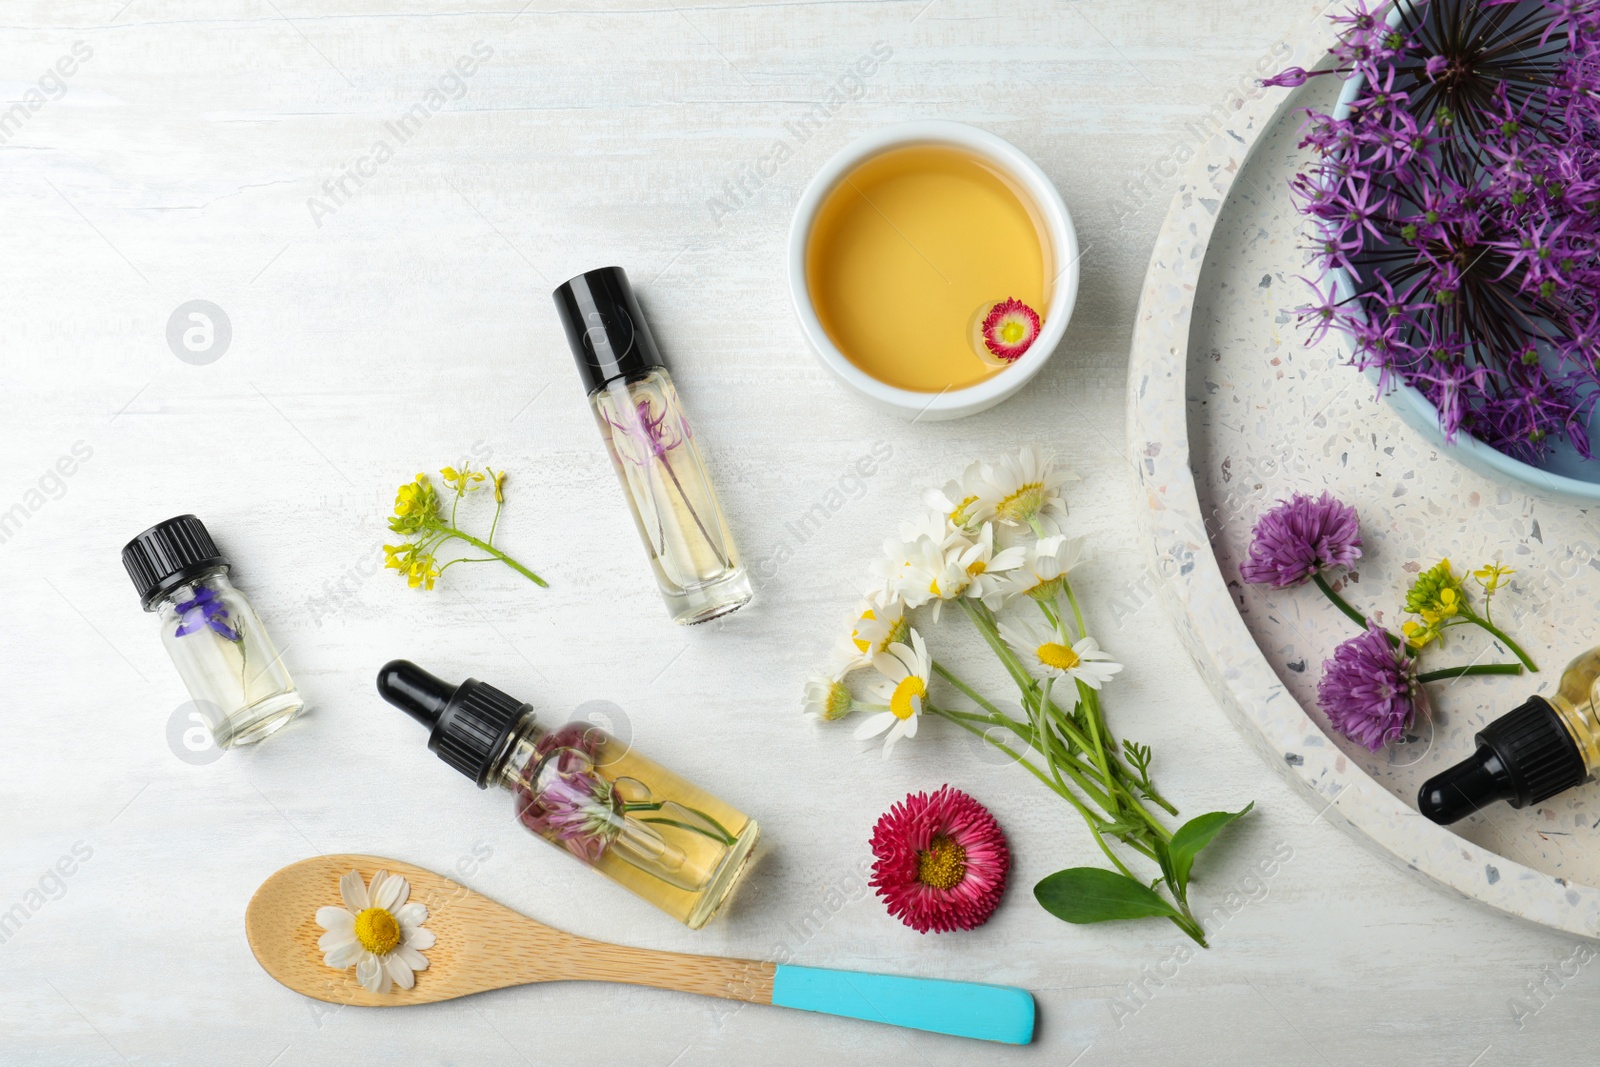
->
[957,598,1178,813]
[931,660,1011,721]
[487,498,504,546]
[1418,662,1524,684]
[950,598,1204,943]
[1311,572,1388,638]
[1464,614,1539,672]
[928,705,1157,868]
[1057,580,1179,828]
[427,522,547,587]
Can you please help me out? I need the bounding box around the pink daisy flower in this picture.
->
[869,785,1010,933]
[980,298,1042,362]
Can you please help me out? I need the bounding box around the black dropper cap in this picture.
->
[1418,696,1587,824]
[122,515,229,610]
[551,266,668,394]
[377,660,530,788]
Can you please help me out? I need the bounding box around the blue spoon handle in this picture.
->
[769,964,1035,1044]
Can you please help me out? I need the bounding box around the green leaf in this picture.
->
[1169,802,1255,893]
[1034,867,1182,925]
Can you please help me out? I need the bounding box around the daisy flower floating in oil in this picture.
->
[978,298,1041,364]
[870,785,1010,934]
[317,869,434,993]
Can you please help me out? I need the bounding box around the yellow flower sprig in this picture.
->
[1401,558,1533,670]
[383,464,547,591]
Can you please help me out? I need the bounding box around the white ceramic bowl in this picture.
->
[787,121,1079,421]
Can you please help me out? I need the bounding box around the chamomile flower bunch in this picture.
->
[804,447,1253,946]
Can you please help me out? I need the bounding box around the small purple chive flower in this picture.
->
[1318,624,1422,751]
[1262,66,1311,88]
[173,585,240,642]
[606,396,685,463]
[1240,492,1364,588]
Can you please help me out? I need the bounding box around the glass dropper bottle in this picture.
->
[1419,647,1598,823]
[377,659,760,928]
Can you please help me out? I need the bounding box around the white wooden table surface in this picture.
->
[4,2,1596,1064]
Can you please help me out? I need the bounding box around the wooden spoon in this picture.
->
[247,854,1033,1044]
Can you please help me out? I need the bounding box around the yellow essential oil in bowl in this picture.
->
[804,144,1054,393]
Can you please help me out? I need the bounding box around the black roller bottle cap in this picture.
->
[378,660,530,788]
[1418,696,1587,824]
[552,266,667,394]
[122,515,229,610]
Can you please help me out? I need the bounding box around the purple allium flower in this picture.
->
[1287,0,1600,461]
[1318,624,1422,751]
[173,585,240,641]
[1240,492,1363,588]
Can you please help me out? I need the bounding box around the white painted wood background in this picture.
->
[3,1,1595,1064]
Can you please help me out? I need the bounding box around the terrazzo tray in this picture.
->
[1128,7,1600,938]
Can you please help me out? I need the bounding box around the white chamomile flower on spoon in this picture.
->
[999,618,1123,689]
[854,628,931,757]
[317,869,434,993]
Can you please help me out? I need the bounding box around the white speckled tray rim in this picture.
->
[1126,2,1600,937]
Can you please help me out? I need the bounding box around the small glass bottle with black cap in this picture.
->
[553,265,752,625]
[378,659,760,929]
[1419,646,1600,824]
[122,515,304,747]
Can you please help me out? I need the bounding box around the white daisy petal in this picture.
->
[340,870,369,913]
[325,940,364,969]
[357,952,388,994]
[316,907,354,933]
[394,902,428,928]
[881,719,908,758]
[371,872,405,911]
[403,925,436,951]
[394,944,430,971]
[384,953,416,990]
[871,649,910,683]
[853,711,896,740]
[318,928,357,952]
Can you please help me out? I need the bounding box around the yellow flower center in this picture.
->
[967,559,987,576]
[995,481,1045,523]
[917,836,968,890]
[890,676,926,720]
[884,616,910,649]
[354,907,401,956]
[1038,642,1080,670]
[1000,320,1026,344]
[852,608,877,653]
[949,494,979,527]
